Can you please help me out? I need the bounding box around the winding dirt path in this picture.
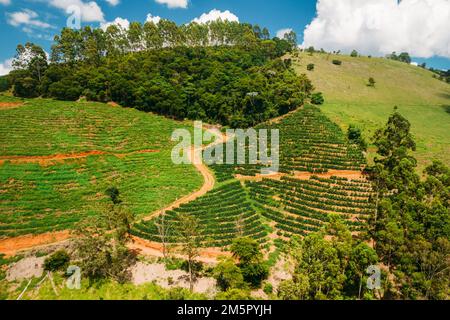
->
[143,127,229,221]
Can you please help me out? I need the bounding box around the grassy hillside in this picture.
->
[0,96,202,238]
[293,52,450,171]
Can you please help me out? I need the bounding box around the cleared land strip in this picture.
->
[0,102,24,110]
[0,149,160,166]
[235,169,366,182]
[0,231,71,257]
[129,236,231,264]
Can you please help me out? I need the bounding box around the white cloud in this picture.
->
[146,14,161,24]
[191,9,239,24]
[155,0,188,9]
[7,9,53,29]
[100,17,129,30]
[0,0,11,5]
[105,0,119,5]
[0,58,13,76]
[48,0,105,22]
[302,0,450,58]
[276,28,293,39]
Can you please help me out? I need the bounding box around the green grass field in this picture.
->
[0,96,202,238]
[3,272,206,300]
[293,52,450,172]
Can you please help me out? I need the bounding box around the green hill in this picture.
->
[0,96,202,238]
[293,52,450,172]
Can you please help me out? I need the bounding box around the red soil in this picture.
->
[236,170,366,182]
[0,150,160,166]
[0,231,71,257]
[0,102,24,110]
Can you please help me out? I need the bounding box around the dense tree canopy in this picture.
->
[278,217,378,300]
[368,112,450,300]
[8,20,311,128]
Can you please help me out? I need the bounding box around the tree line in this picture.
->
[5,20,311,128]
[279,111,449,300]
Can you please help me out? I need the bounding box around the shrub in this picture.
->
[231,237,268,288]
[332,60,342,66]
[311,92,325,105]
[49,79,82,101]
[105,187,122,205]
[241,263,269,288]
[231,237,262,265]
[367,77,376,87]
[263,283,273,294]
[350,50,358,57]
[44,250,70,272]
[307,64,315,71]
[215,289,252,300]
[13,77,39,98]
[0,76,11,92]
[181,260,203,276]
[348,125,367,151]
[213,258,246,291]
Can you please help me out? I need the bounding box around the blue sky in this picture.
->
[1,0,449,74]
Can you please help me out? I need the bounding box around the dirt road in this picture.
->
[0,231,71,257]
[143,127,229,221]
[235,169,366,182]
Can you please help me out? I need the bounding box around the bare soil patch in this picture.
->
[0,102,24,110]
[131,261,217,296]
[6,256,45,281]
[0,231,70,257]
[129,236,230,264]
[0,149,160,166]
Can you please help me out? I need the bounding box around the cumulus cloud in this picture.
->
[155,0,188,9]
[302,0,450,58]
[0,58,13,76]
[100,17,129,30]
[276,28,293,39]
[7,9,53,29]
[0,0,11,5]
[191,9,239,24]
[48,0,105,22]
[146,14,161,24]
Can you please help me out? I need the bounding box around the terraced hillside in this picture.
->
[247,176,373,238]
[138,105,371,247]
[209,105,366,181]
[132,181,267,247]
[0,94,373,248]
[293,52,450,170]
[0,96,202,238]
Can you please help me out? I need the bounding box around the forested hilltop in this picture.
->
[5,20,313,127]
